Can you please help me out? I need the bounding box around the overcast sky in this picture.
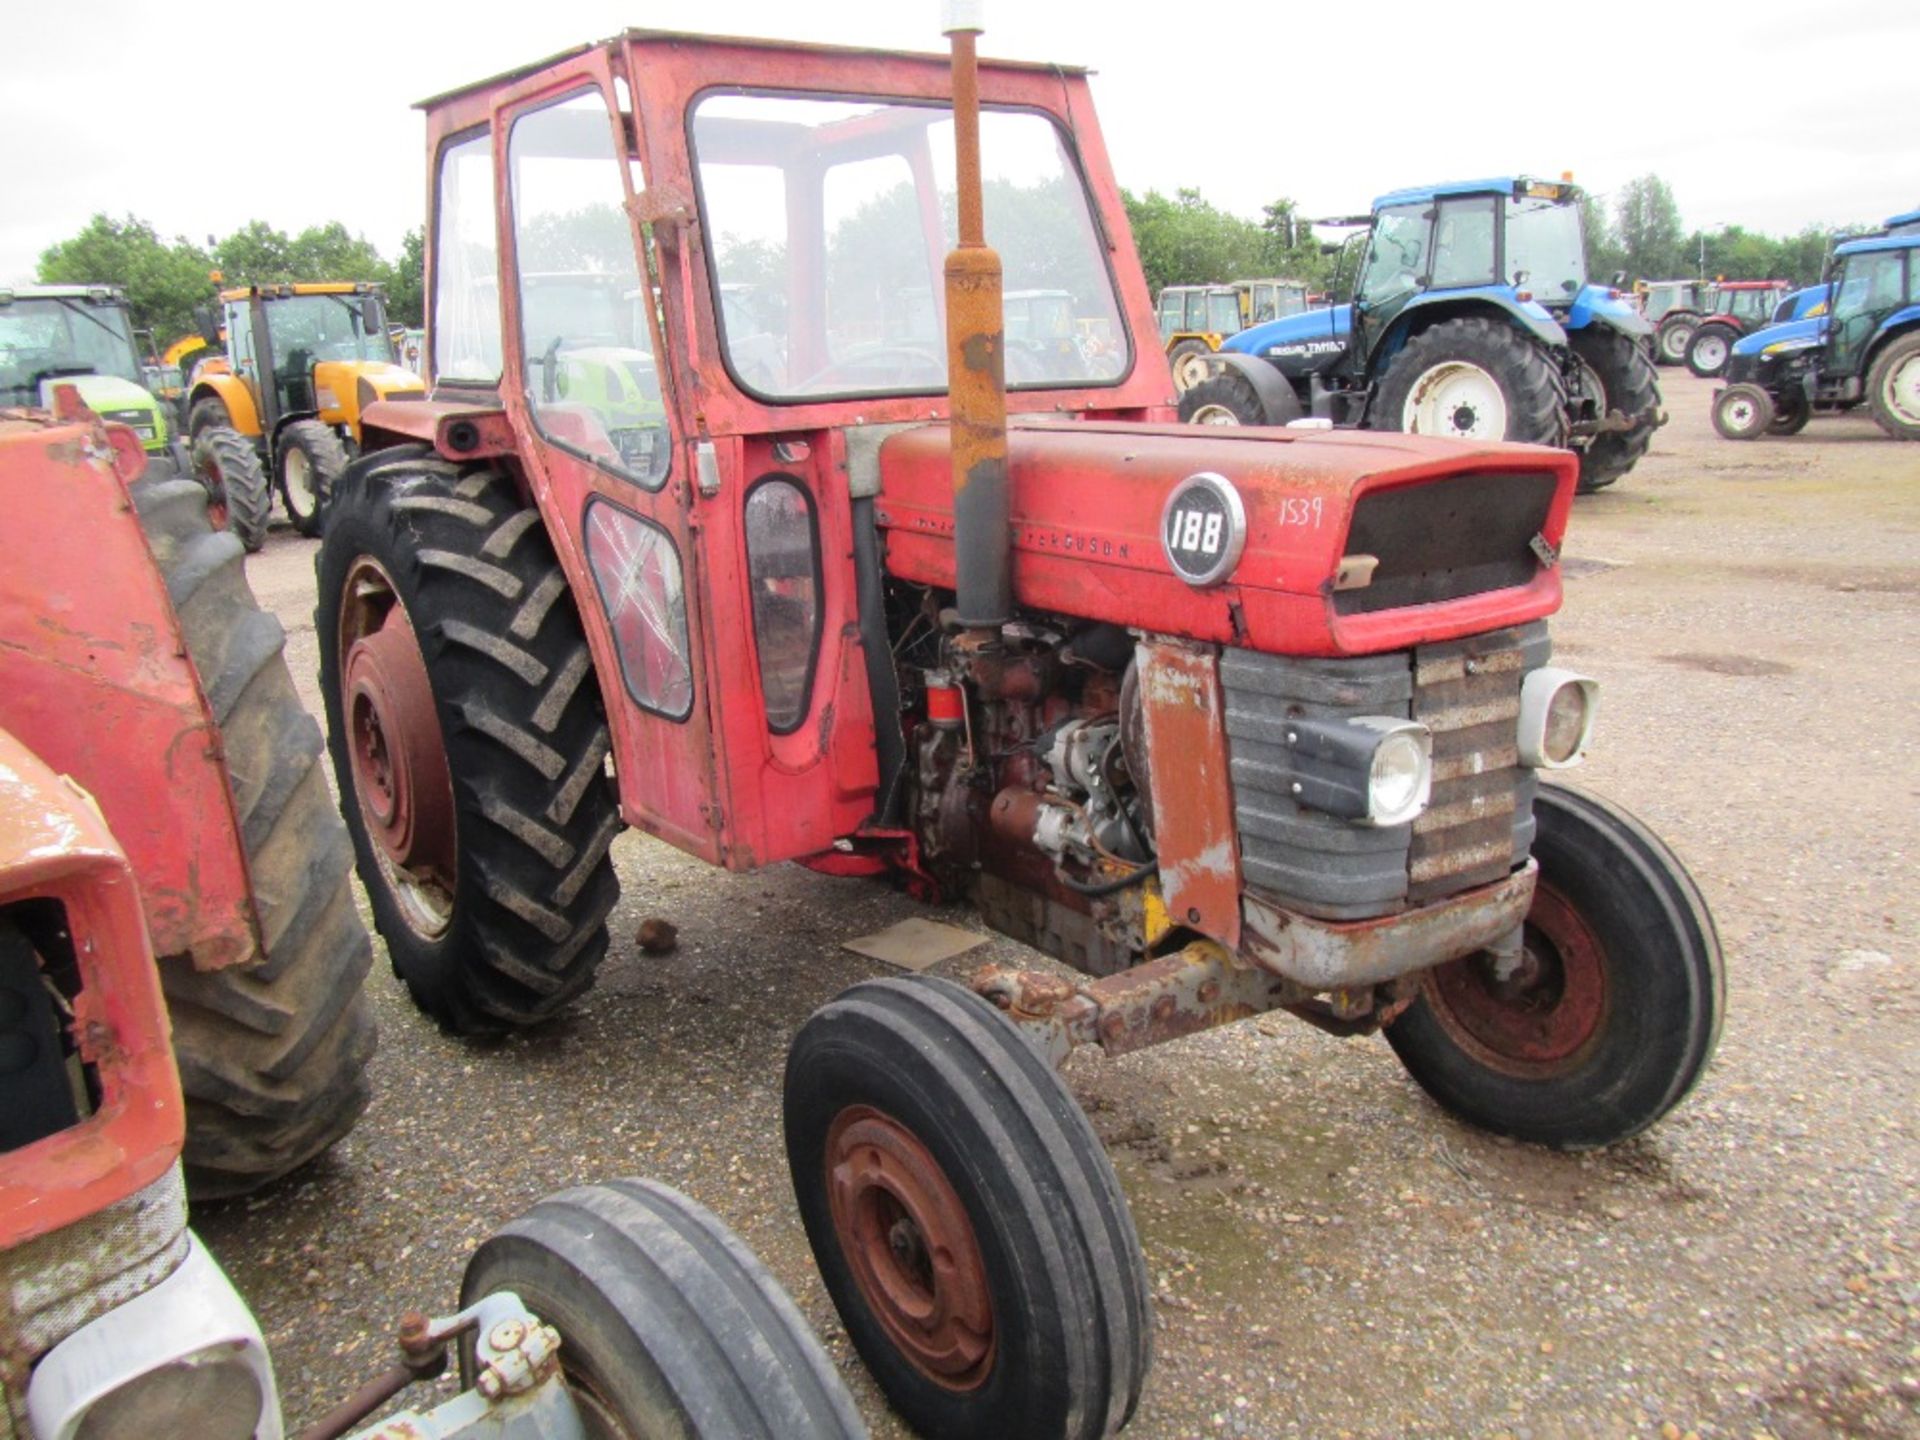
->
[5,0,1914,285]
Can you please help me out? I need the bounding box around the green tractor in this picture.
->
[0,285,184,473]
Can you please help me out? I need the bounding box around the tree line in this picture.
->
[34,214,424,347]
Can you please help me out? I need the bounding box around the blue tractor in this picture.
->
[1179,176,1662,492]
[1713,229,1920,441]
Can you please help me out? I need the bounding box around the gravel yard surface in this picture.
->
[210,370,1918,1439]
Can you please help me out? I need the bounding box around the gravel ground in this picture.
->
[209,370,1918,1439]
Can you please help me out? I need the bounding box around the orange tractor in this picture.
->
[317,19,1723,1438]
[0,397,864,1439]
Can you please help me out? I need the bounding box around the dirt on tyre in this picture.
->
[1712,383,1775,441]
[316,445,622,1035]
[1684,325,1734,378]
[785,975,1152,1440]
[130,477,376,1198]
[1570,327,1662,492]
[189,425,272,553]
[1384,783,1723,1149]
[1864,330,1920,439]
[1166,339,1213,394]
[1370,316,1569,446]
[277,418,349,536]
[1654,314,1696,366]
[463,1178,866,1438]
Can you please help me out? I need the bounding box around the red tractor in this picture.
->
[1681,279,1794,377]
[318,20,1724,1438]
[0,400,864,1440]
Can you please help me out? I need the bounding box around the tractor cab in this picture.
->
[0,285,177,464]
[1158,282,1245,390]
[1639,278,1709,324]
[1237,277,1309,325]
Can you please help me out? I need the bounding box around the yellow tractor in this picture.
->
[183,282,423,540]
[1157,277,1311,392]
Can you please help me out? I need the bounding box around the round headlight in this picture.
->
[1518,668,1598,769]
[1367,729,1432,826]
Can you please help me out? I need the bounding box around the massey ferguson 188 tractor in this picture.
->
[318,18,1723,1438]
[0,399,864,1440]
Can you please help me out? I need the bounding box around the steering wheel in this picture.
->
[793,344,945,393]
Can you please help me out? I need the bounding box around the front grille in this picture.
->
[1335,472,1557,615]
[1219,621,1547,921]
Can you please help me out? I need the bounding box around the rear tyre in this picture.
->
[131,477,376,1198]
[1178,370,1270,425]
[1684,325,1733,378]
[1864,331,1920,439]
[463,1179,865,1439]
[1384,784,1723,1149]
[1654,314,1696,366]
[1711,383,1775,441]
[1167,339,1212,394]
[1768,391,1812,436]
[786,976,1152,1440]
[316,446,622,1035]
[277,419,349,537]
[1371,316,1569,446]
[189,425,271,553]
[1570,327,1662,493]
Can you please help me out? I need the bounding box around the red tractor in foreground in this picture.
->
[319,20,1724,1438]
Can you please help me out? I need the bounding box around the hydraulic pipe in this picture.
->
[942,1,1011,630]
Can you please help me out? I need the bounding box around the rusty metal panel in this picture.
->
[1135,639,1241,949]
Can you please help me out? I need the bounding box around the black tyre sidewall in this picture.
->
[1385,785,1721,1148]
[1571,326,1660,492]
[1686,326,1732,378]
[277,421,347,536]
[1178,371,1265,424]
[1712,384,1774,441]
[1655,316,1695,364]
[1865,332,1920,439]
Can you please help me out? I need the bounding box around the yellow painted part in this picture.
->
[1164,331,1225,353]
[218,282,365,302]
[313,360,426,440]
[160,335,206,368]
[192,372,263,438]
[1141,882,1173,948]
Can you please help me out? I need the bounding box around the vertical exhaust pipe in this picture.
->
[943,0,1011,631]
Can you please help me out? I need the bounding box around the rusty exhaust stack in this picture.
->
[943,0,1011,630]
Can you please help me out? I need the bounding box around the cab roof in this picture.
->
[414,28,1088,112]
[0,283,129,304]
[1885,206,1920,229]
[1371,176,1580,210]
[217,282,383,302]
[1835,232,1920,258]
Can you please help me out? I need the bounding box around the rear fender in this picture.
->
[1566,285,1653,337]
[1375,294,1567,373]
[1863,311,1920,372]
[1206,351,1304,422]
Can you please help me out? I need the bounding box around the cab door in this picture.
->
[1826,250,1908,378]
[494,74,726,862]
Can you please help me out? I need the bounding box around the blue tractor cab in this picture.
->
[1885,206,1920,237]
[1713,231,1920,440]
[1180,175,1661,492]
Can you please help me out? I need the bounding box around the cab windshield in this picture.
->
[691,94,1128,400]
[1504,196,1586,301]
[0,297,142,403]
[264,295,395,365]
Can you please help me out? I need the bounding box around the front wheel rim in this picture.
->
[1419,881,1610,1079]
[1721,394,1760,434]
[825,1104,995,1392]
[1189,401,1243,426]
[338,557,458,939]
[1404,360,1507,438]
[1695,336,1727,370]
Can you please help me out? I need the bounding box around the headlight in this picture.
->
[74,1348,264,1439]
[1518,667,1598,768]
[1280,715,1433,827]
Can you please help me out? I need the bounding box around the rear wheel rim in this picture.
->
[338,557,457,939]
[1418,881,1609,1079]
[1189,401,1243,425]
[1661,326,1692,360]
[1884,354,1920,425]
[1695,335,1727,370]
[196,452,230,528]
[825,1104,994,1392]
[1404,360,1507,438]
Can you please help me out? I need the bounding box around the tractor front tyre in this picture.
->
[1711,383,1775,441]
[277,419,349,537]
[1654,315,1696,366]
[785,976,1152,1440]
[1167,339,1213,394]
[462,1180,865,1439]
[1768,391,1813,436]
[1570,327,1661,493]
[190,426,272,553]
[188,396,232,439]
[1370,316,1569,447]
[1685,326,1733,378]
[1864,331,1920,439]
[130,478,376,1198]
[1384,784,1723,1150]
[1178,370,1270,426]
[316,446,622,1035]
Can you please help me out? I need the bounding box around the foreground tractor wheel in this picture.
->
[1685,326,1733,378]
[131,478,376,1197]
[1371,316,1569,447]
[1569,327,1662,493]
[1865,331,1920,439]
[463,1179,865,1439]
[189,426,272,553]
[786,976,1152,1440]
[1711,383,1775,441]
[1385,784,1723,1150]
[317,445,621,1034]
[1654,315,1696,366]
[1166,339,1212,394]
[277,418,349,536]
